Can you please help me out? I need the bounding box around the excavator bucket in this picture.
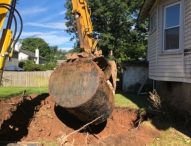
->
[49,57,115,124]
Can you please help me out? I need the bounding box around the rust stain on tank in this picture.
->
[49,57,114,124]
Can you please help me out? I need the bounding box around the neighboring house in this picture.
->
[18,49,45,64]
[139,0,191,114]
[5,43,46,71]
[4,51,23,71]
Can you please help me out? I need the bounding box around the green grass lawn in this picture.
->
[149,127,191,146]
[115,92,191,146]
[115,92,150,109]
[0,87,48,99]
[0,87,149,108]
[115,93,139,109]
[0,88,149,109]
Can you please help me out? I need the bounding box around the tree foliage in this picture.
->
[21,38,50,57]
[19,60,56,71]
[65,0,148,62]
[21,38,66,62]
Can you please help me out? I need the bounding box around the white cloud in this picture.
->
[20,7,48,15]
[39,10,66,22]
[21,31,62,37]
[59,47,73,51]
[21,31,45,38]
[26,22,67,30]
[42,34,71,46]
[59,10,66,15]
[21,31,74,51]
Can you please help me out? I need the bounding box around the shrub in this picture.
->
[19,60,57,71]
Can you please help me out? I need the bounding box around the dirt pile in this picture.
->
[0,94,160,146]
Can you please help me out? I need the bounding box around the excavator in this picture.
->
[0,0,117,124]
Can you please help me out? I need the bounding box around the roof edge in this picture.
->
[138,0,156,22]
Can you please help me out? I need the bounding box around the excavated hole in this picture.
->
[0,95,160,146]
[55,105,107,134]
[0,94,49,143]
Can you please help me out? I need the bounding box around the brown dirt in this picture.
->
[0,94,160,146]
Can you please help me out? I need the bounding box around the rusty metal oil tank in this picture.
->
[49,57,114,124]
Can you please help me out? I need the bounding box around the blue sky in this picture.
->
[16,0,74,51]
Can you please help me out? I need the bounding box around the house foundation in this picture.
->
[156,81,191,116]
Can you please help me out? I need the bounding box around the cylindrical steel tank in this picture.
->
[49,58,114,124]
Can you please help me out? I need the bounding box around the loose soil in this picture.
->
[0,94,160,146]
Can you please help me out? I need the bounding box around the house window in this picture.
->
[164,2,181,50]
[150,12,157,32]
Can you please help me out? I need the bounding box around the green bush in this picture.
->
[19,60,57,71]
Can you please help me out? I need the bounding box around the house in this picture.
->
[139,0,191,114]
[5,43,46,71]
[18,49,41,64]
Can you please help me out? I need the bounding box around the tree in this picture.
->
[65,0,148,62]
[21,38,66,62]
[21,38,50,58]
[46,46,67,62]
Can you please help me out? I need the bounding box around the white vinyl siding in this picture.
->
[148,31,157,78]
[184,0,191,49]
[184,54,191,78]
[148,3,158,79]
[147,0,191,83]
[150,12,157,33]
[184,0,191,79]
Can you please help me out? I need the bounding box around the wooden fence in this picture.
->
[2,71,53,87]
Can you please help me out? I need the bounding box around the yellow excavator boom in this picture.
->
[0,0,99,84]
[49,0,116,124]
[0,0,12,29]
[0,0,13,84]
[71,0,98,54]
[0,0,116,124]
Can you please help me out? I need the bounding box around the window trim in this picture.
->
[163,1,182,52]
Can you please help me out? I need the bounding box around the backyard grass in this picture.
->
[115,92,191,146]
[115,93,139,109]
[149,127,191,146]
[115,92,150,109]
[0,87,48,99]
[0,88,149,107]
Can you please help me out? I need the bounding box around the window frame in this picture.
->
[163,1,182,52]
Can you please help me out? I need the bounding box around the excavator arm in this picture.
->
[0,0,98,84]
[71,0,98,54]
[49,0,116,124]
[0,0,116,125]
[0,0,12,29]
[0,0,22,85]
[0,0,13,84]
[0,29,12,84]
